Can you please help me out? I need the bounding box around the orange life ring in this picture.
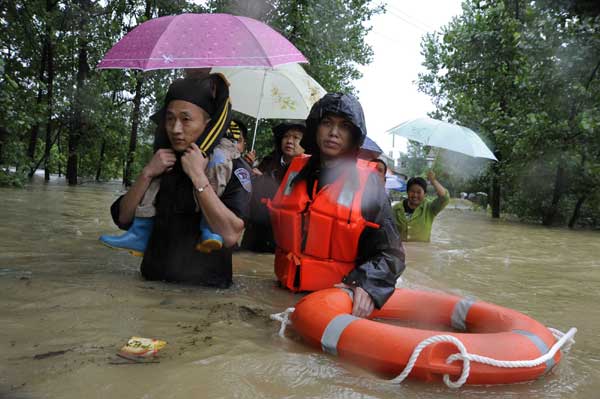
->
[290,288,562,385]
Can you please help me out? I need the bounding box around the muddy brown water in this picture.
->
[1,177,598,398]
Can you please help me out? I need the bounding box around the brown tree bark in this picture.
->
[541,58,599,226]
[568,195,587,229]
[67,2,91,185]
[96,139,107,182]
[57,130,62,177]
[542,160,566,226]
[123,0,153,186]
[42,0,57,182]
[0,126,7,164]
[27,44,48,162]
[123,74,144,186]
[490,150,502,218]
[43,31,54,181]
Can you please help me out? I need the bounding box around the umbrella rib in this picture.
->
[145,16,179,70]
[236,17,274,68]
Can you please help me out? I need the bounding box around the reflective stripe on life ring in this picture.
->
[321,314,360,355]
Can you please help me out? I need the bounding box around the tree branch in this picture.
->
[585,57,600,89]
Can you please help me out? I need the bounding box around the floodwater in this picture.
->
[1,176,599,399]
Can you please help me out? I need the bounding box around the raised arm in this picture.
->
[427,170,450,215]
[117,149,176,226]
[427,170,447,197]
[181,143,245,247]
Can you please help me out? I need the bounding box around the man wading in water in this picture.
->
[107,75,251,287]
[267,93,405,317]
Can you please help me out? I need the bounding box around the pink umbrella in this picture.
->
[97,13,307,70]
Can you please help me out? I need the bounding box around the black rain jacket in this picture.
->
[297,93,405,308]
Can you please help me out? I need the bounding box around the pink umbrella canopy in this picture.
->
[97,13,307,70]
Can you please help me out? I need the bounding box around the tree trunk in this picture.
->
[143,0,153,21]
[568,195,586,229]
[542,161,566,226]
[66,48,88,184]
[490,150,502,218]
[123,73,144,187]
[66,1,91,185]
[43,30,54,182]
[42,0,55,182]
[289,0,305,43]
[28,124,41,165]
[123,0,153,186]
[539,59,598,225]
[491,172,500,218]
[57,130,62,177]
[27,43,48,162]
[29,130,60,178]
[0,126,7,164]
[567,153,589,229]
[96,139,106,182]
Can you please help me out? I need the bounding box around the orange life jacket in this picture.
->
[266,155,378,292]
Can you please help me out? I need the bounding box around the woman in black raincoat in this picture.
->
[269,93,405,317]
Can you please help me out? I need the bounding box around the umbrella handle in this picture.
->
[251,118,260,152]
[251,69,268,151]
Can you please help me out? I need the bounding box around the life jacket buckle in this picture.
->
[286,252,301,266]
[365,221,380,229]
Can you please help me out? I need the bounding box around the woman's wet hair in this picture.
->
[407,177,427,192]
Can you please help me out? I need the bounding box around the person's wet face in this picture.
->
[375,162,386,183]
[407,184,426,208]
[316,114,354,159]
[165,100,211,152]
[236,133,246,154]
[280,129,304,158]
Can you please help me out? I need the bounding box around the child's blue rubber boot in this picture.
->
[195,218,223,253]
[99,217,154,257]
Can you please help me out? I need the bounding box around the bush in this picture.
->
[0,168,27,188]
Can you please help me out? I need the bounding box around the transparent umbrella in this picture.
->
[387,117,497,161]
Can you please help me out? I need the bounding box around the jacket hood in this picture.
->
[301,93,367,154]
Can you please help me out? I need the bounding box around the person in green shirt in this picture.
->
[392,170,450,242]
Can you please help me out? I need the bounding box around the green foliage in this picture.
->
[0,168,27,187]
[418,0,600,228]
[269,0,382,93]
